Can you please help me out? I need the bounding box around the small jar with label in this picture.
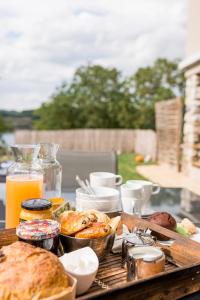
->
[20,199,52,222]
[16,219,62,255]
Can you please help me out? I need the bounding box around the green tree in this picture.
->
[35,65,137,129]
[0,114,9,132]
[34,89,79,129]
[35,59,184,130]
[129,58,184,128]
[68,65,136,128]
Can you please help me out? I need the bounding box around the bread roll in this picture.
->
[0,241,71,300]
[75,222,111,239]
[83,210,110,223]
[148,212,177,241]
[179,218,196,235]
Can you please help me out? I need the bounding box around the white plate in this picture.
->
[191,227,200,243]
[158,227,200,246]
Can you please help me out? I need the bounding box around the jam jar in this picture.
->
[20,199,52,222]
[16,219,62,255]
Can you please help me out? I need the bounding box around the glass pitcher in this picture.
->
[39,143,62,204]
[6,144,43,228]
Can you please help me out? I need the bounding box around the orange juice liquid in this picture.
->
[6,175,43,228]
[49,197,65,211]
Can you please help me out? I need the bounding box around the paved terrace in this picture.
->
[137,164,200,196]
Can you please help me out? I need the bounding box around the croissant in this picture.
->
[75,222,111,239]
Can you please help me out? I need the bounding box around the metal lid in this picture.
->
[16,219,60,240]
[21,199,52,211]
[124,232,155,246]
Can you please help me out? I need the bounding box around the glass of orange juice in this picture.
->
[6,145,43,228]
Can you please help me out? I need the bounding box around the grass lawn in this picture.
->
[118,153,148,182]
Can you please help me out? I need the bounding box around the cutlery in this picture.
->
[76,175,92,194]
[86,179,96,195]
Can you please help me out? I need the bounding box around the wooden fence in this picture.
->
[155,98,183,170]
[15,129,157,159]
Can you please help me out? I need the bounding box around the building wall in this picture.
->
[182,68,200,179]
[186,0,200,57]
[181,0,200,179]
[155,98,182,171]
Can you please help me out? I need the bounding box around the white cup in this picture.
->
[90,172,123,189]
[59,247,99,296]
[76,186,120,212]
[121,183,143,216]
[126,180,160,214]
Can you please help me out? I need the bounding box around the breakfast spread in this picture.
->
[0,241,73,300]
[2,143,200,299]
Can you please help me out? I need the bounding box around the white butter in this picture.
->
[65,256,97,273]
[59,247,99,275]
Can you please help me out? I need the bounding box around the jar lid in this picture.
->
[21,199,52,211]
[16,219,60,240]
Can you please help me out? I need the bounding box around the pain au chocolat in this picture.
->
[0,241,71,300]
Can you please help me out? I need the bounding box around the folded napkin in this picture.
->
[112,224,130,254]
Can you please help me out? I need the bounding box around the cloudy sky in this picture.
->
[0,0,186,111]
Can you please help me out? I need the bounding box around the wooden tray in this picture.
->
[1,213,200,300]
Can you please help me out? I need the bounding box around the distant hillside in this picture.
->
[0,110,37,130]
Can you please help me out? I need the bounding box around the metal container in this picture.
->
[60,233,115,261]
[122,228,156,268]
[126,246,165,280]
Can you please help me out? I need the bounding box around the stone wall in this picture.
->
[155,98,182,171]
[182,64,200,178]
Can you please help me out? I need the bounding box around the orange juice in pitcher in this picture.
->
[6,175,43,228]
[5,145,43,228]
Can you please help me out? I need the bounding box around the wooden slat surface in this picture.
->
[77,253,177,299]
[0,228,18,246]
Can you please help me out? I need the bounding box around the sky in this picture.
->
[0,0,187,111]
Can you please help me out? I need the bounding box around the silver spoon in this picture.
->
[86,179,96,195]
[75,175,92,194]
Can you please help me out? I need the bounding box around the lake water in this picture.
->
[1,133,15,145]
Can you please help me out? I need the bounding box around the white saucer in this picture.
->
[158,227,200,246]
